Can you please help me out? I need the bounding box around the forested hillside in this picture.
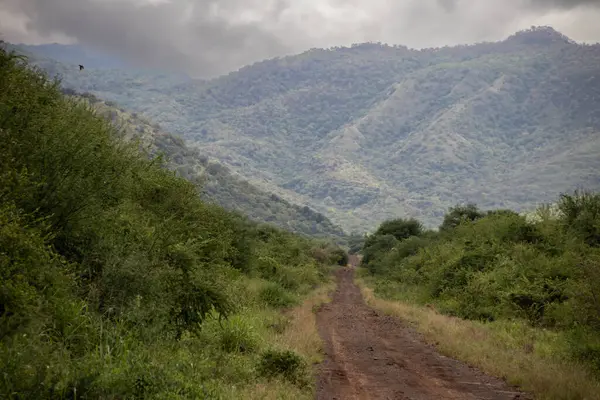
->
[14,26,600,231]
[64,90,347,242]
[0,44,347,398]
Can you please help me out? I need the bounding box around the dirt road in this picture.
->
[316,267,527,400]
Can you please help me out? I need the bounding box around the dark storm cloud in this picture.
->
[2,0,600,77]
[0,0,294,77]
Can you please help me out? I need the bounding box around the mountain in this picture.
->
[10,26,600,231]
[64,90,347,241]
[0,45,347,399]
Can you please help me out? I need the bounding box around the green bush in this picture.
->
[384,235,432,264]
[257,349,308,385]
[558,190,600,247]
[330,247,349,266]
[363,195,600,372]
[0,46,332,398]
[439,203,485,231]
[375,218,423,241]
[566,327,600,372]
[362,234,398,271]
[218,315,260,353]
[259,283,298,308]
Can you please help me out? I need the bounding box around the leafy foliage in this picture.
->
[374,218,424,240]
[362,191,600,372]
[439,204,485,232]
[257,349,309,386]
[0,45,345,398]
[558,190,600,247]
[259,283,298,308]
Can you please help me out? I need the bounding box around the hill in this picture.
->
[13,26,600,231]
[0,43,348,399]
[64,90,347,241]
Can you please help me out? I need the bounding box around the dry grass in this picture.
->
[356,278,600,400]
[225,380,313,400]
[235,280,335,399]
[272,281,334,364]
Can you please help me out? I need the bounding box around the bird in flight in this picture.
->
[79,64,84,71]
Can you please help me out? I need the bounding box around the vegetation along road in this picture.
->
[316,266,529,400]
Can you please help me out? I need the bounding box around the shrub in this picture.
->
[439,203,485,231]
[362,234,398,269]
[388,235,432,261]
[330,247,349,266]
[567,327,600,372]
[259,283,298,308]
[257,349,308,385]
[375,218,423,241]
[362,192,600,372]
[558,190,600,247]
[218,315,259,353]
[0,46,332,398]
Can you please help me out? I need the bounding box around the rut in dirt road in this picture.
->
[316,267,529,400]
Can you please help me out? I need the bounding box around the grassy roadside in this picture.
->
[225,279,335,399]
[356,271,600,400]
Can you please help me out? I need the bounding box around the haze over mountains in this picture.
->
[11,26,600,231]
[15,43,130,70]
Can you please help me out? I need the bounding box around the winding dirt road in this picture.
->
[316,267,528,400]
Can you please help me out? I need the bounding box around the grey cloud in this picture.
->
[436,0,457,12]
[1,0,600,78]
[1,0,295,77]
[527,0,600,9]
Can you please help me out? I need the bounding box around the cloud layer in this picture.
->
[1,0,600,77]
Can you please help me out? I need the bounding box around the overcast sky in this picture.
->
[1,0,600,77]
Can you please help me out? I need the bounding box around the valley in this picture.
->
[12,26,600,232]
[73,91,348,242]
[3,23,600,400]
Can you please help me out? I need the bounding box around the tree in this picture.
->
[361,234,398,271]
[375,218,423,241]
[330,247,349,266]
[558,190,600,247]
[439,203,485,231]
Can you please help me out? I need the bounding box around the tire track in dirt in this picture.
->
[316,267,529,400]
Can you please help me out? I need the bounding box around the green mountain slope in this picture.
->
[14,26,600,231]
[65,90,346,241]
[0,44,348,399]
